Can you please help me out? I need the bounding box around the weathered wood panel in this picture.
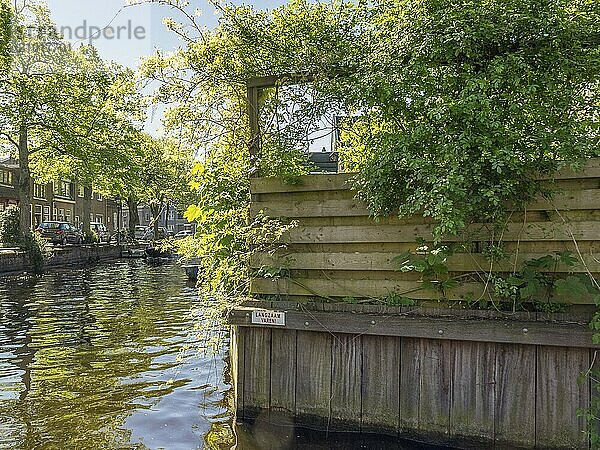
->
[495,344,537,447]
[330,334,363,431]
[251,251,600,274]
[361,335,401,434]
[270,328,297,413]
[418,339,453,435]
[295,330,332,427]
[536,346,589,448]
[243,327,271,418]
[450,341,496,440]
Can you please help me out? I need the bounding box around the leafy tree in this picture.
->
[0,3,144,236]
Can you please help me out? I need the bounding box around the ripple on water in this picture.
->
[0,260,231,450]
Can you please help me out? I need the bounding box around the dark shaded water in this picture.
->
[0,261,446,449]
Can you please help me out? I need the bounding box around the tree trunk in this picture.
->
[17,124,31,236]
[150,203,161,241]
[82,186,92,239]
[127,198,139,238]
[164,203,169,232]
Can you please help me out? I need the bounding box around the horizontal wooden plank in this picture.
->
[550,158,600,180]
[251,198,369,218]
[228,307,600,348]
[284,221,600,244]
[250,159,600,195]
[251,252,600,274]
[251,173,354,194]
[250,277,594,304]
[252,189,600,218]
[527,189,600,211]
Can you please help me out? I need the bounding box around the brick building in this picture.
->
[0,156,119,232]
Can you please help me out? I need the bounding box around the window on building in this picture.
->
[95,215,103,224]
[34,205,42,226]
[34,183,46,199]
[78,186,85,197]
[96,192,103,201]
[65,209,72,224]
[0,170,12,186]
[54,181,73,199]
[0,203,5,212]
[43,206,50,222]
[53,207,57,220]
[113,212,118,226]
[74,215,80,226]
[58,208,64,221]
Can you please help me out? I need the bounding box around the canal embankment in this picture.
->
[0,244,125,275]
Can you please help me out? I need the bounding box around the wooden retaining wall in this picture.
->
[249,159,600,305]
[229,303,599,449]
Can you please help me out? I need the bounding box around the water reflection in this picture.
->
[0,261,233,450]
[0,260,448,450]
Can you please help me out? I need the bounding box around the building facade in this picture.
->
[0,157,119,232]
[121,203,193,235]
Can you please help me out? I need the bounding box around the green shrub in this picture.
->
[21,232,49,274]
[0,205,49,273]
[83,229,99,244]
[0,205,21,247]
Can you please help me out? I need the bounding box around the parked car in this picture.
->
[35,221,82,245]
[174,230,194,239]
[80,222,111,243]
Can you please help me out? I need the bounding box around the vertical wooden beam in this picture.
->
[400,337,421,432]
[419,339,453,436]
[295,330,332,428]
[247,84,260,177]
[495,343,536,447]
[231,326,245,420]
[362,335,401,434]
[450,341,495,440]
[330,333,362,431]
[270,328,297,413]
[243,327,272,419]
[536,346,589,448]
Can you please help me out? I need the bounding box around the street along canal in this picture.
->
[0,261,448,449]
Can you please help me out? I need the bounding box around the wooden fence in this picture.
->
[249,159,600,305]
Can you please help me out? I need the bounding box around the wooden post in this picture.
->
[247,84,260,177]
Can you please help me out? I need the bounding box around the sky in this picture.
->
[45,1,286,69]
[44,1,332,150]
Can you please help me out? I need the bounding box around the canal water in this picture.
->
[0,261,446,449]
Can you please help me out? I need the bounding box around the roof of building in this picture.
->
[308,151,339,173]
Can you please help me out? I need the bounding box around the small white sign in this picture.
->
[252,310,286,326]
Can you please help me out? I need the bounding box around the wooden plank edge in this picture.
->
[227,308,600,349]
